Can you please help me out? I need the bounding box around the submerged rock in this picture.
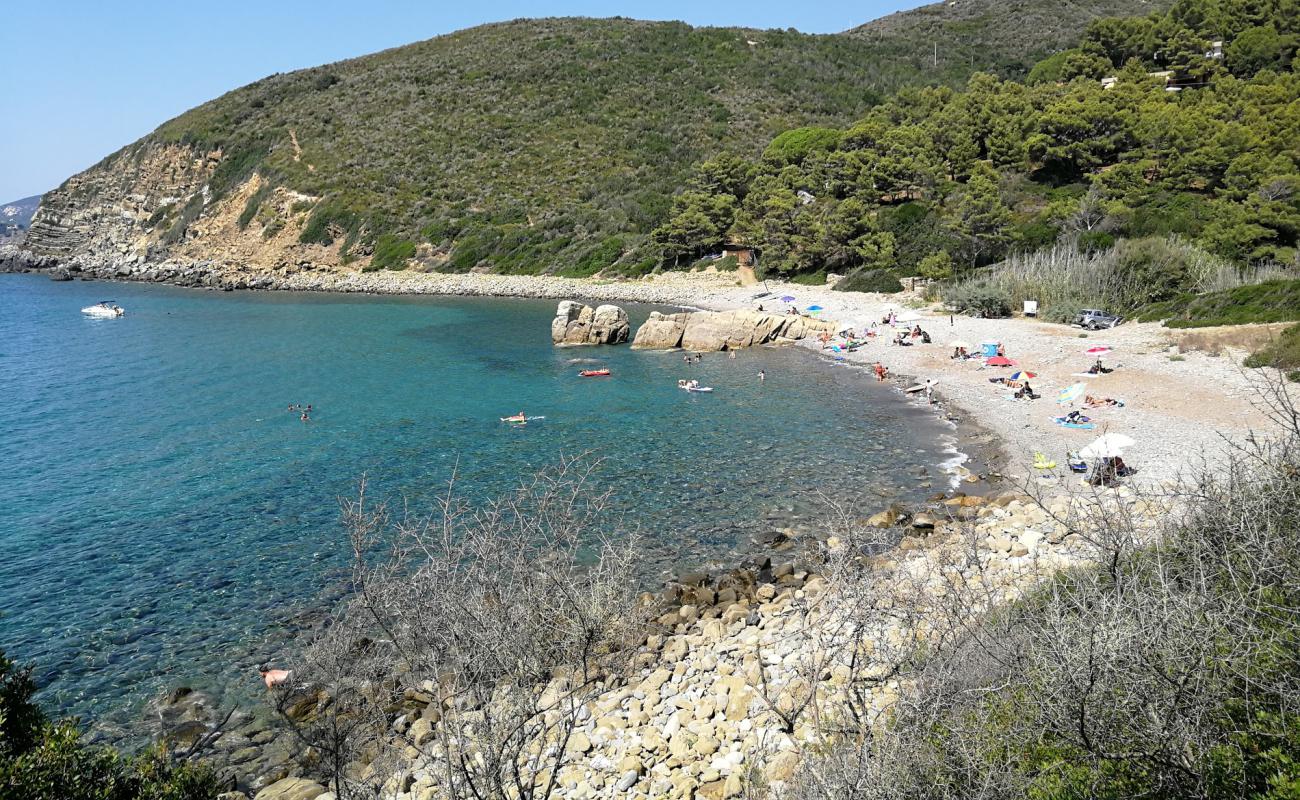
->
[551,300,630,345]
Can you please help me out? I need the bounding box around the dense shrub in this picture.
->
[793,408,1300,799]
[1140,279,1300,327]
[369,234,417,271]
[791,270,828,286]
[1244,323,1300,381]
[237,184,273,230]
[941,279,1014,317]
[0,648,222,800]
[833,268,903,294]
[161,194,204,245]
[299,198,363,247]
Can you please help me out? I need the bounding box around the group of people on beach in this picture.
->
[287,403,313,422]
[893,325,931,346]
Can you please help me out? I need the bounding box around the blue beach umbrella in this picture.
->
[780,295,796,302]
[806,304,824,312]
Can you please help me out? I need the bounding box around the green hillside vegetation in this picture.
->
[111,7,1168,275]
[848,0,1174,84]
[130,18,936,274]
[651,0,1299,294]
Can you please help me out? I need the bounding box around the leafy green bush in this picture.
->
[299,198,362,247]
[369,234,417,271]
[0,648,222,800]
[1140,279,1300,327]
[557,237,625,278]
[161,194,204,245]
[943,278,1014,317]
[762,126,843,166]
[1244,323,1300,380]
[792,270,828,286]
[237,185,273,230]
[833,268,903,294]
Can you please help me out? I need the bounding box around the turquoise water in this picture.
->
[0,274,956,741]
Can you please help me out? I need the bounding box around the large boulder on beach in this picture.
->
[632,309,837,351]
[253,778,327,800]
[551,301,629,345]
[631,311,689,349]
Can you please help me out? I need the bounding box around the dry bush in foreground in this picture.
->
[279,456,648,800]
[789,387,1300,800]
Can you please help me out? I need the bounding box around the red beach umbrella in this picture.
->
[1084,346,1113,355]
[986,356,1017,367]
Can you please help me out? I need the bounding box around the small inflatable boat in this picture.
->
[579,369,611,377]
[501,415,546,424]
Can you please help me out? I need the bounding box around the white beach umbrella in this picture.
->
[1079,433,1136,459]
[949,339,972,350]
[895,311,922,323]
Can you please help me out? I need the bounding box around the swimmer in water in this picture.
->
[758,370,766,381]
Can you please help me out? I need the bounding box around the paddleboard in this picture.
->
[501,416,547,423]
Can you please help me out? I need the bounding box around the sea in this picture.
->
[0,273,960,742]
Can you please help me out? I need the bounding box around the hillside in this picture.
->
[0,194,40,238]
[25,7,1164,276]
[849,0,1172,79]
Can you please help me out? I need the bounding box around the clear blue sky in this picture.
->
[0,0,923,202]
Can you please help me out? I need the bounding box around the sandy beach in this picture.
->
[673,276,1293,488]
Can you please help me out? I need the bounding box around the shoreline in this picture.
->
[8,251,1291,486]
[4,251,1007,478]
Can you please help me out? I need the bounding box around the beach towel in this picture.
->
[1051,416,1095,430]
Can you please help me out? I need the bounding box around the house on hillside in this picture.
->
[722,242,758,268]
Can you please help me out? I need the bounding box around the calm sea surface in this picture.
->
[0,273,957,741]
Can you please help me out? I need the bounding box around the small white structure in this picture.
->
[1023,300,1039,317]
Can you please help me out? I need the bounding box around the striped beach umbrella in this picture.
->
[1057,382,1085,404]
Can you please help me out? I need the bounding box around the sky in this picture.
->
[0,0,924,202]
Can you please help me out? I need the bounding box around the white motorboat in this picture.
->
[81,301,124,318]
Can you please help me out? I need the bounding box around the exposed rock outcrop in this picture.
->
[632,309,837,351]
[551,301,630,346]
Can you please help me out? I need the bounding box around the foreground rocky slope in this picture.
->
[204,482,1164,799]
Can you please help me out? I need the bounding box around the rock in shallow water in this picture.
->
[551,300,630,345]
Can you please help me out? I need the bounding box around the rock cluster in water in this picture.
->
[551,301,630,346]
[632,309,838,351]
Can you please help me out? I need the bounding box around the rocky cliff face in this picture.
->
[26,143,218,264]
[23,143,350,277]
[632,310,837,351]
